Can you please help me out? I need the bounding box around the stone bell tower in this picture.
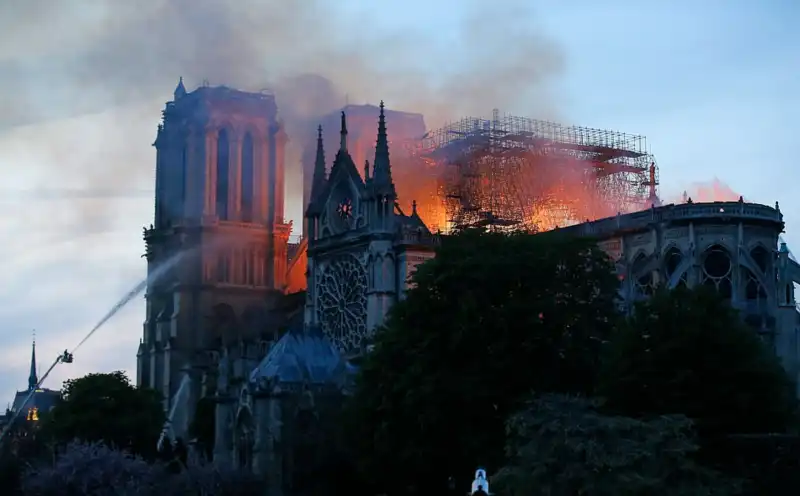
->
[137,79,292,408]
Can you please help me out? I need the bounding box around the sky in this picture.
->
[0,0,798,406]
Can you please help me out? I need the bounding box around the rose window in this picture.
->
[317,255,368,353]
[701,245,732,299]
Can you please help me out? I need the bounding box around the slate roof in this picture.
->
[249,327,348,385]
[10,388,60,418]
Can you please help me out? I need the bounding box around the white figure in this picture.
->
[471,468,490,494]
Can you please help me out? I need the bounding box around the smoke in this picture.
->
[665,178,744,204]
[0,0,564,231]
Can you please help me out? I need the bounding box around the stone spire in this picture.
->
[28,332,38,391]
[339,111,348,152]
[173,77,187,100]
[372,101,395,195]
[309,125,327,204]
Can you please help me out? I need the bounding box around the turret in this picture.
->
[305,125,327,222]
[371,101,396,197]
[173,77,187,101]
[368,101,397,232]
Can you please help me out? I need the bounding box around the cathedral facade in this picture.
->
[138,82,436,494]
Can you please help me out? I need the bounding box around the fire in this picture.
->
[389,146,626,234]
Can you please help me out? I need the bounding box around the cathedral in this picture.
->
[137,81,436,493]
[138,80,800,494]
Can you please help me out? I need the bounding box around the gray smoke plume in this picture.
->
[0,0,565,230]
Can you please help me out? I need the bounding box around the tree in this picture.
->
[599,287,797,438]
[20,441,264,496]
[348,229,621,493]
[493,394,740,495]
[41,372,165,459]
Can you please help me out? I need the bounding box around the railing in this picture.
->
[557,201,783,239]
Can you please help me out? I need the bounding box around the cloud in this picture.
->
[0,1,564,403]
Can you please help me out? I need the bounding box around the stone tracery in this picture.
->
[316,254,368,353]
[701,245,733,299]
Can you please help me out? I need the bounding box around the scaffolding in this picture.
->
[404,110,659,233]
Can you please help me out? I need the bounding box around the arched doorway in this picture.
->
[234,407,254,470]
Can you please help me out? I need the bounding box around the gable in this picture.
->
[317,151,367,237]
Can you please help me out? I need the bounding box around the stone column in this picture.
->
[259,393,284,495]
[273,126,288,224]
[213,399,233,468]
[257,131,272,225]
[230,135,242,221]
[205,129,218,219]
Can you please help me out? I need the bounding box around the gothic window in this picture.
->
[246,249,255,286]
[216,253,229,283]
[750,245,770,273]
[255,249,263,286]
[743,268,767,301]
[317,255,368,353]
[216,129,230,220]
[632,254,656,296]
[701,245,732,299]
[156,154,166,226]
[240,133,255,222]
[664,247,683,278]
[178,144,187,214]
[664,246,689,288]
[743,267,768,315]
[235,409,253,470]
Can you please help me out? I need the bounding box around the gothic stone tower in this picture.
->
[138,80,292,408]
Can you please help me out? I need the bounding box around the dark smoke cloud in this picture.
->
[0,0,564,229]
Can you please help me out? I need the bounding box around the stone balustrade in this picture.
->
[556,201,783,240]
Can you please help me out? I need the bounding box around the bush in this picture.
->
[599,287,797,438]
[20,441,264,496]
[493,394,741,496]
[704,434,800,495]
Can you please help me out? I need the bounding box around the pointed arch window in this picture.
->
[664,247,688,288]
[240,133,255,222]
[178,144,187,214]
[701,245,732,299]
[633,253,656,297]
[750,245,770,273]
[216,129,230,220]
[743,267,768,315]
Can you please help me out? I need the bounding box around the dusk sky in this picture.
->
[0,0,797,405]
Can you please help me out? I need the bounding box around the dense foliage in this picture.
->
[599,287,798,438]
[41,371,165,459]
[20,441,263,496]
[493,394,740,496]
[348,229,621,493]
